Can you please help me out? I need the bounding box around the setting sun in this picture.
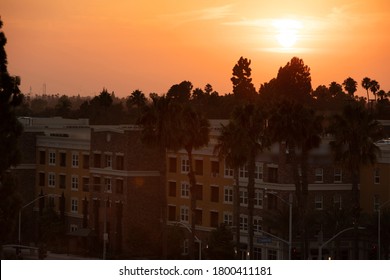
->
[273,19,302,49]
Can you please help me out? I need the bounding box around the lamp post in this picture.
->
[264,189,293,260]
[378,199,390,260]
[18,193,59,245]
[173,221,202,260]
[318,226,365,260]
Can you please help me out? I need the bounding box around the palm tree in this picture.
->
[229,104,269,259]
[126,89,147,120]
[343,77,358,97]
[269,100,322,259]
[361,77,372,102]
[369,80,380,102]
[214,121,248,257]
[328,100,383,259]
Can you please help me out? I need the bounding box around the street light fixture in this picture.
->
[264,189,293,260]
[318,226,365,260]
[18,193,60,245]
[378,199,390,260]
[173,221,202,260]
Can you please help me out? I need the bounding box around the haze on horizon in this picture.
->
[2,0,390,98]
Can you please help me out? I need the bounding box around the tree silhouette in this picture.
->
[231,57,257,102]
[361,77,372,101]
[343,77,358,97]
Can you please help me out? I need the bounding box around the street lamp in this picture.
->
[173,221,202,260]
[18,193,60,245]
[264,189,293,260]
[318,226,365,260]
[378,199,390,260]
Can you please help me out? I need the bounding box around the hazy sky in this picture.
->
[2,0,390,97]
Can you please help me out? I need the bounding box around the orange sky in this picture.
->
[2,0,390,97]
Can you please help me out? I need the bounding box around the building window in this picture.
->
[180,206,189,223]
[93,153,101,168]
[240,215,248,231]
[48,195,55,208]
[223,212,233,226]
[168,181,176,197]
[333,194,342,210]
[72,153,79,168]
[59,174,66,189]
[168,157,177,173]
[39,151,46,165]
[254,190,263,208]
[255,163,263,180]
[93,176,101,192]
[183,239,189,255]
[181,158,190,173]
[83,154,90,169]
[224,161,234,178]
[268,167,278,183]
[211,160,219,177]
[49,151,56,166]
[315,168,323,183]
[168,205,176,221]
[116,155,124,170]
[334,168,342,183]
[181,182,190,198]
[374,195,380,211]
[210,211,219,228]
[374,168,380,184]
[239,165,248,179]
[195,159,203,176]
[195,209,203,226]
[315,194,323,210]
[38,172,45,187]
[60,152,66,167]
[82,177,89,192]
[267,249,277,260]
[48,173,56,188]
[116,179,124,194]
[104,177,112,192]
[70,224,78,232]
[195,184,203,200]
[253,247,262,260]
[105,154,112,168]
[224,186,233,204]
[210,186,219,203]
[71,175,79,190]
[253,217,262,233]
[240,189,248,206]
[71,198,78,213]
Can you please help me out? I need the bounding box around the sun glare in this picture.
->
[273,19,302,49]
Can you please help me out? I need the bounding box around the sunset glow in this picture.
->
[2,0,390,97]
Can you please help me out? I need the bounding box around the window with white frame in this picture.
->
[315,168,323,183]
[240,189,248,206]
[49,151,56,166]
[223,212,233,226]
[253,247,262,260]
[334,168,342,183]
[48,173,56,188]
[182,239,189,255]
[224,186,233,204]
[253,216,262,233]
[181,182,190,198]
[71,175,79,190]
[374,195,380,211]
[71,198,78,213]
[315,194,323,210]
[181,158,190,173]
[180,206,189,223]
[105,154,112,168]
[239,166,248,179]
[104,177,112,193]
[374,168,380,184]
[72,153,79,168]
[254,190,263,208]
[70,224,78,232]
[255,163,263,180]
[224,161,234,178]
[333,194,342,210]
[267,249,277,260]
[240,215,248,231]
